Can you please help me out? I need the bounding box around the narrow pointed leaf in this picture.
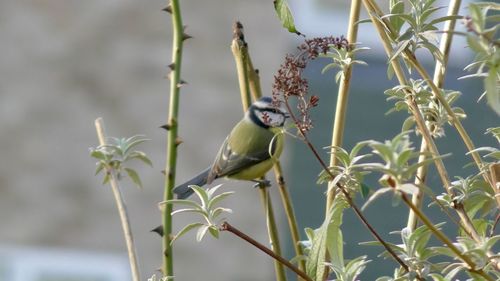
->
[171,222,204,244]
[125,168,143,189]
[273,0,301,35]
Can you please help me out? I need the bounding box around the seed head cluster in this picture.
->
[272,36,349,132]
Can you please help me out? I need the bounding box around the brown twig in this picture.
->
[220,222,313,281]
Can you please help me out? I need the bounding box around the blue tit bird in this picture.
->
[173,96,288,199]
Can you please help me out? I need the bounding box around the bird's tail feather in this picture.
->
[173,167,211,199]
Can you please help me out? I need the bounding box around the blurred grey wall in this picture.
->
[0,1,292,280]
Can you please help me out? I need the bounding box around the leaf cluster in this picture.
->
[90,135,152,188]
[162,185,233,243]
[321,45,369,84]
[461,2,499,115]
[385,79,466,137]
[382,0,461,65]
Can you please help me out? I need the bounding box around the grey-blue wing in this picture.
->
[206,135,277,184]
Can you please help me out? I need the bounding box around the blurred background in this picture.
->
[0,0,496,280]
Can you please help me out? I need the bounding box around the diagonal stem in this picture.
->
[221,222,313,281]
[283,100,413,275]
[95,118,141,281]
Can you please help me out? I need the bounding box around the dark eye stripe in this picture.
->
[260,107,283,115]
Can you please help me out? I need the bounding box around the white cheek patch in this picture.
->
[257,111,285,127]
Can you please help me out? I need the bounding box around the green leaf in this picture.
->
[390,40,411,63]
[95,163,105,175]
[360,183,371,199]
[208,225,219,239]
[389,0,405,33]
[102,172,111,185]
[327,198,349,271]
[171,208,206,217]
[426,15,462,27]
[171,222,204,244]
[207,191,235,211]
[124,168,143,189]
[362,187,393,211]
[306,226,328,280]
[129,151,153,167]
[211,207,232,219]
[90,150,108,161]
[196,225,210,242]
[191,185,210,208]
[469,4,485,32]
[273,0,301,35]
[161,199,201,208]
[123,135,149,156]
[484,67,500,115]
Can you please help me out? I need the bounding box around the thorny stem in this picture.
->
[283,101,413,275]
[231,21,287,281]
[163,0,185,276]
[95,118,141,281]
[220,222,313,281]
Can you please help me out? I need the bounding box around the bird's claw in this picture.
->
[252,179,271,188]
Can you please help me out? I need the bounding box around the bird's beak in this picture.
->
[284,112,290,119]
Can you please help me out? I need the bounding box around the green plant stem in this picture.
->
[231,25,252,111]
[400,194,495,281]
[283,101,411,274]
[95,118,141,281]
[273,162,306,277]
[221,222,313,281]
[406,140,429,231]
[362,0,480,242]
[407,0,461,232]
[432,0,461,88]
[162,0,185,276]
[326,0,362,213]
[259,187,287,281]
[237,22,306,277]
[231,23,286,281]
[363,0,498,210]
[410,59,499,208]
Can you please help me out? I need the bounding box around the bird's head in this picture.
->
[247,97,289,128]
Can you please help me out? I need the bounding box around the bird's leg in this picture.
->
[252,179,271,188]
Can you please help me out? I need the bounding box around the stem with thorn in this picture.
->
[95,118,141,281]
[162,0,187,276]
[221,222,313,281]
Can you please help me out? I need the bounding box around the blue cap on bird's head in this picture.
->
[247,96,288,128]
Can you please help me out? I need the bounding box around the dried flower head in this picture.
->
[272,36,349,133]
